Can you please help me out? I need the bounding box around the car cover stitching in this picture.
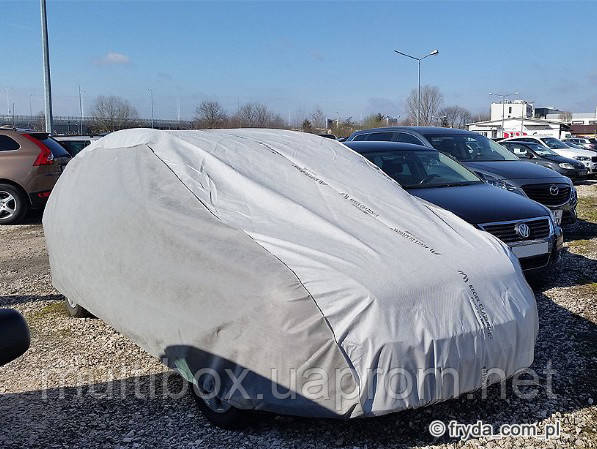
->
[145,143,363,413]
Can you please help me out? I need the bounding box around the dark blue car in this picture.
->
[346,127,577,225]
[344,141,563,273]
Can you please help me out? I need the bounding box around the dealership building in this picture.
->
[467,117,569,139]
[467,99,575,139]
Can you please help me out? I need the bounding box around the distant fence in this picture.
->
[0,114,194,135]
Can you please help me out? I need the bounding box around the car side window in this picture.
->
[0,135,20,151]
[352,134,369,141]
[510,144,529,158]
[396,132,423,145]
[366,132,395,141]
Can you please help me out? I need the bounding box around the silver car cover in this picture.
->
[43,129,538,418]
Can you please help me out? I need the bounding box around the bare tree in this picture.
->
[311,107,325,129]
[439,105,472,129]
[406,85,443,126]
[331,116,358,138]
[194,100,227,129]
[474,111,491,122]
[233,103,283,128]
[362,113,386,129]
[91,96,138,132]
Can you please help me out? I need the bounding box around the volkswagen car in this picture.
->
[344,141,562,273]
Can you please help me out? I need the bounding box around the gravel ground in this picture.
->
[1,182,596,449]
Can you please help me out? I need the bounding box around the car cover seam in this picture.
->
[144,143,363,415]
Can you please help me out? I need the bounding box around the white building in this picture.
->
[467,117,569,139]
[546,108,597,125]
[490,100,534,121]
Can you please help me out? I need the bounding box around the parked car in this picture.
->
[346,127,578,225]
[345,141,562,272]
[54,135,100,157]
[501,136,597,175]
[45,129,538,428]
[563,137,597,151]
[500,140,588,180]
[0,128,71,224]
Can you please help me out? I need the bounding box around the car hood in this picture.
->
[407,183,549,225]
[551,147,597,158]
[462,160,565,180]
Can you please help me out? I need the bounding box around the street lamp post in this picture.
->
[78,85,84,135]
[489,91,518,137]
[148,89,154,128]
[40,0,53,134]
[394,49,439,126]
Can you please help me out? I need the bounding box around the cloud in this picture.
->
[95,52,130,65]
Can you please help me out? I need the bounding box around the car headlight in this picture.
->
[483,175,525,196]
[575,156,590,161]
[559,162,575,169]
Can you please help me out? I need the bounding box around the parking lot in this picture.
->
[0,181,595,449]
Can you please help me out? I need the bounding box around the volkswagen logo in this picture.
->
[515,223,531,239]
[549,184,559,196]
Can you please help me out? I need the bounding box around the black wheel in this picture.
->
[64,297,93,318]
[190,382,253,429]
[0,184,29,225]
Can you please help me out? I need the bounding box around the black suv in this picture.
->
[347,127,578,225]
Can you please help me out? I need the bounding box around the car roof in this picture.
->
[344,141,434,153]
[54,135,98,141]
[351,126,473,136]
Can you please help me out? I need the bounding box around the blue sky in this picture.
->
[2,0,597,121]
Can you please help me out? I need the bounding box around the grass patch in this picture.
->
[28,301,68,323]
[566,239,594,253]
[577,196,597,223]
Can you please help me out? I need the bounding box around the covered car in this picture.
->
[43,129,537,423]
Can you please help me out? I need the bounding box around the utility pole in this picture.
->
[28,94,33,128]
[40,0,54,134]
[148,89,154,128]
[78,85,84,135]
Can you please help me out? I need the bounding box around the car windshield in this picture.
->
[422,133,519,161]
[524,142,560,157]
[542,137,570,149]
[363,150,481,189]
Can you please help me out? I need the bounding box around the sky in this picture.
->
[1,0,597,122]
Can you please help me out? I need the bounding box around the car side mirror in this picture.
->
[0,309,30,366]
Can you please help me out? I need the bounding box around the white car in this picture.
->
[502,136,597,174]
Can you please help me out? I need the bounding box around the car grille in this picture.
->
[480,218,550,243]
[521,183,571,206]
